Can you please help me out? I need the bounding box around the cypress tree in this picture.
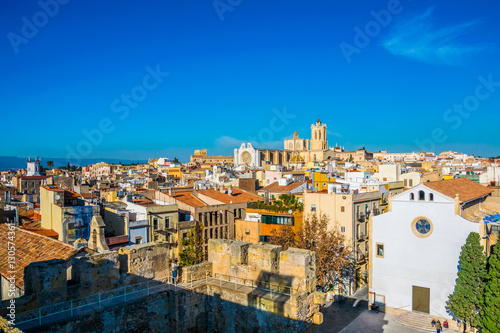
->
[447,232,486,332]
[483,241,500,332]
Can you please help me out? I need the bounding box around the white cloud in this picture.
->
[382,7,490,66]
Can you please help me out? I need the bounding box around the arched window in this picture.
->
[315,131,317,139]
[429,193,434,201]
[419,190,425,201]
[410,193,414,200]
[289,142,293,149]
[319,131,321,139]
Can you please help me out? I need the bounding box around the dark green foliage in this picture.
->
[483,241,500,332]
[250,194,304,213]
[447,232,487,332]
[179,225,204,266]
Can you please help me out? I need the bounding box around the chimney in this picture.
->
[220,185,225,194]
[228,185,233,196]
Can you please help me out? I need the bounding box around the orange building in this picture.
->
[235,208,303,243]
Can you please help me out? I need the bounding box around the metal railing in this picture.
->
[210,272,295,297]
[10,272,206,331]
[8,270,295,330]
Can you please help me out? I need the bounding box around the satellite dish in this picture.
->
[55,195,61,200]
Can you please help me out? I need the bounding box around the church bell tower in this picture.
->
[310,119,327,150]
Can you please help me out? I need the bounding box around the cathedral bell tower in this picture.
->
[310,119,327,150]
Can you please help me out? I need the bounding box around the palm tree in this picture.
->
[47,160,54,169]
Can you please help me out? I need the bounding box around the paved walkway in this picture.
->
[320,299,459,333]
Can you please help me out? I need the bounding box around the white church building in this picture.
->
[369,178,492,324]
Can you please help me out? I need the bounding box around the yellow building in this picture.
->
[40,185,99,243]
[310,171,336,192]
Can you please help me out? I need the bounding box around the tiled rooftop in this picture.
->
[197,188,261,204]
[0,224,74,289]
[425,178,492,203]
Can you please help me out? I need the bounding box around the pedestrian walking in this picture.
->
[436,320,442,333]
[443,320,448,330]
[431,319,436,327]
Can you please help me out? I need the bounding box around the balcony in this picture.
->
[356,232,366,241]
[356,252,367,264]
[154,227,177,235]
[357,212,365,222]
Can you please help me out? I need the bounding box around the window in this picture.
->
[418,190,425,201]
[165,217,170,228]
[261,215,294,226]
[415,218,431,235]
[409,179,413,186]
[341,226,345,233]
[341,206,345,213]
[259,235,270,242]
[404,179,408,186]
[383,177,387,181]
[135,236,143,245]
[429,193,434,201]
[410,193,414,200]
[311,205,316,212]
[376,243,384,258]
[153,218,159,230]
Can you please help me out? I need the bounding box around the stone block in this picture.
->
[230,241,250,266]
[313,291,326,305]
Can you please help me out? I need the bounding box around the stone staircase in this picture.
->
[394,311,437,332]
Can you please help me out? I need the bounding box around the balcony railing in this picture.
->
[154,227,177,235]
[356,232,366,241]
[357,212,365,221]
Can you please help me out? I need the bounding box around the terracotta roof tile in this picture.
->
[259,181,307,194]
[173,192,207,207]
[425,178,492,203]
[196,188,261,204]
[0,224,74,289]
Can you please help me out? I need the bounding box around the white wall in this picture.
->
[372,185,479,319]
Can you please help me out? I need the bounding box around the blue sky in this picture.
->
[1,0,499,163]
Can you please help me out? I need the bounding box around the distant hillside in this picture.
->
[0,156,147,171]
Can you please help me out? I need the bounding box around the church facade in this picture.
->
[369,179,491,326]
[233,143,291,168]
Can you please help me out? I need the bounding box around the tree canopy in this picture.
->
[483,241,500,332]
[447,232,487,332]
[270,213,352,290]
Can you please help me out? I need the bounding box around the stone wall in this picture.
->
[2,240,324,332]
[208,239,317,294]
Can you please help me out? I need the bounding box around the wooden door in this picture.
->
[412,286,430,313]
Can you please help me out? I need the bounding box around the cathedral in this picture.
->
[284,119,337,163]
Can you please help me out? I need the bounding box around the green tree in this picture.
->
[348,154,353,162]
[46,160,54,169]
[173,157,180,164]
[447,232,487,332]
[483,241,500,332]
[67,162,70,170]
[179,225,205,266]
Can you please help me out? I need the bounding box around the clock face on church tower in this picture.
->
[241,151,252,165]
